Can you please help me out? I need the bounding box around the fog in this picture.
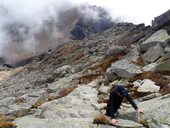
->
[0,0,75,63]
[74,0,170,25]
[0,0,169,64]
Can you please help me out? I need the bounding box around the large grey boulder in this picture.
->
[119,94,170,128]
[13,83,143,128]
[14,84,100,128]
[107,59,142,79]
[142,62,158,72]
[105,45,125,57]
[155,59,170,73]
[106,68,119,82]
[0,91,48,117]
[47,74,78,93]
[136,93,162,102]
[14,116,101,128]
[137,79,160,93]
[19,90,48,107]
[124,47,140,62]
[140,29,170,51]
[142,43,164,63]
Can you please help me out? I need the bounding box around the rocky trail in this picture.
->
[0,9,170,128]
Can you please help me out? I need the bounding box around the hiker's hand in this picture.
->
[110,118,118,125]
[136,108,144,115]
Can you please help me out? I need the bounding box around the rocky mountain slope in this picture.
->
[0,9,170,128]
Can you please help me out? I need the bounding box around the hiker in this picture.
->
[106,85,144,125]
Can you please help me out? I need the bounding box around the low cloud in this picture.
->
[0,0,169,64]
[0,0,76,63]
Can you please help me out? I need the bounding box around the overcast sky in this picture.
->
[72,0,170,25]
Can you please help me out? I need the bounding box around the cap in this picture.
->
[116,85,127,96]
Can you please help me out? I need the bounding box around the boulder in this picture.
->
[106,68,119,82]
[155,59,170,73]
[6,104,31,117]
[137,79,160,93]
[152,9,170,30]
[137,93,162,102]
[72,64,85,73]
[105,45,125,57]
[142,43,164,63]
[14,83,143,128]
[0,90,48,117]
[53,65,72,77]
[119,94,170,128]
[124,47,140,62]
[98,84,109,94]
[47,75,77,93]
[133,80,143,88]
[19,90,48,108]
[14,115,103,128]
[14,84,101,128]
[112,118,143,128]
[142,62,158,72]
[140,29,170,51]
[107,59,142,79]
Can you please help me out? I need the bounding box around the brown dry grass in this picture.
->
[31,99,46,109]
[0,115,15,122]
[133,71,169,86]
[0,67,23,81]
[132,71,170,95]
[0,114,16,128]
[78,53,125,85]
[0,122,16,128]
[133,56,144,66]
[48,85,78,101]
[78,74,99,84]
[93,114,111,125]
[95,52,125,74]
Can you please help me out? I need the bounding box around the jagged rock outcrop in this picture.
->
[70,5,113,40]
[124,47,140,62]
[140,29,170,51]
[155,59,170,73]
[142,43,164,64]
[152,9,170,32]
[107,59,142,79]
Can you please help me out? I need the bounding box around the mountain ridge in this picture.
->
[0,7,170,128]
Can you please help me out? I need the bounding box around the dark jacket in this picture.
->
[106,89,138,119]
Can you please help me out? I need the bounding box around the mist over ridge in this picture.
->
[0,0,169,64]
